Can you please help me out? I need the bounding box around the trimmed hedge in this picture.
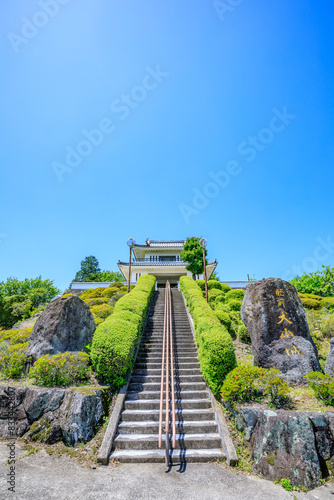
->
[90,275,156,387]
[180,276,236,395]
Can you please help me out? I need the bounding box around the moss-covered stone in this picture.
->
[266,454,276,466]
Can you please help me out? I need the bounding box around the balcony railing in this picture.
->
[132,257,184,263]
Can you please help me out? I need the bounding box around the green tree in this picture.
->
[290,265,334,297]
[0,276,60,329]
[181,237,207,278]
[94,271,125,282]
[74,256,101,282]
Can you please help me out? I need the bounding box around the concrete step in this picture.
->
[126,390,209,400]
[133,362,200,370]
[130,374,205,383]
[113,433,222,450]
[124,399,211,411]
[118,420,218,434]
[129,379,206,391]
[136,355,198,363]
[109,448,226,463]
[132,367,201,376]
[138,347,197,355]
[120,408,215,422]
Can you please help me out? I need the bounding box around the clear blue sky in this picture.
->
[1,0,333,291]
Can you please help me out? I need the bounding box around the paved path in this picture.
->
[1,442,334,500]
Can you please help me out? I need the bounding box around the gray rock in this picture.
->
[25,295,95,361]
[237,407,259,441]
[0,386,29,437]
[23,388,65,422]
[58,389,105,445]
[325,338,334,376]
[251,409,322,490]
[241,277,320,384]
[0,385,110,445]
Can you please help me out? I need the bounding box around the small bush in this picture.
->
[208,289,225,305]
[279,478,292,491]
[207,280,222,291]
[196,279,205,291]
[220,283,232,293]
[227,299,243,311]
[221,365,289,405]
[101,287,118,298]
[300,297,321,309]
[221,365,265,402]
[0,342,28,379]
[225,289,245,302]
[86,297,109,307]
[79,288,105,301]
[321,297,334,310]
[307,372,334,405]
[0,327,33,379]
[238,324,250,343]
[90,303,113,320]
[29,352,90,387]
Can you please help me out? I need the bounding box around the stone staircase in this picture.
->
[109,289,227,463]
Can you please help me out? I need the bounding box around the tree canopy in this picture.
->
[290,265,334,297]
[0,276,60,329]
[73,256,125,283]
[181,237,207,277]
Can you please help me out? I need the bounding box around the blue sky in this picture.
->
[1,0,333,291]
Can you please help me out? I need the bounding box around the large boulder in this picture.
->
[235,407,334,490]
[25,295,95,362]
[241,278,320,384]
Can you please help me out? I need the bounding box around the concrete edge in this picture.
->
[97,293,153,465]
[180,288,238,466]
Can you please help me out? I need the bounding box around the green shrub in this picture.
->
[0,327,33,379]
[221,365,289,405]
[0,342,29,379]
[225,289,245,302]
[220,283,232,293]
[86,297,109,307]
[101,287,118,298]
[279,478,292,491]
[196,279,205,291]
[29,352,90,387]
[321,297,334,310]
[307,372,334,405]
[90,275,156,387]
[90,303,113,320]
[207,280,222,291]
[180,276,236,395]
[238,324,250,343]
[300,297,321,309]
[227,299,243,311]
[214,294,226,305]
[221,365,264,402]
[79,288,105,301]
[208,289,225,305]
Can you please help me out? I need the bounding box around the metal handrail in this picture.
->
[158,281,176,466]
